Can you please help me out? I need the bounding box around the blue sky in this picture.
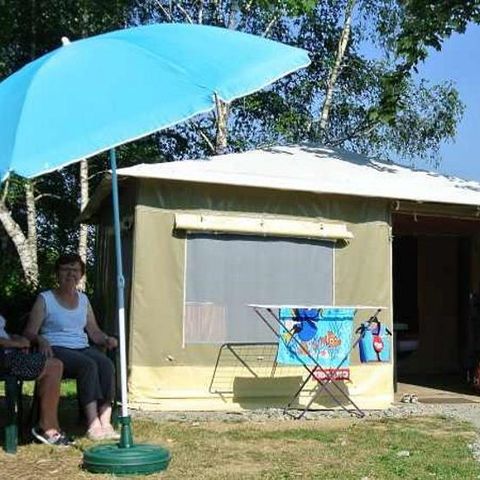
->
[415,23,480,181]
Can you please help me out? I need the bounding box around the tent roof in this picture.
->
[113,144,480,207]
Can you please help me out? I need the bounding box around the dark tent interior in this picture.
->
[392,212,480,393]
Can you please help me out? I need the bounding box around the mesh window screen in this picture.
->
[184,233,334,344]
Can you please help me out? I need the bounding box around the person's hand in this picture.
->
[104,335,118,350]
[37,336,53,357]
[10,336,30,349]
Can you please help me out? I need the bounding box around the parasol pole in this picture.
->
[109,148,133,446]
[83,150,171,474]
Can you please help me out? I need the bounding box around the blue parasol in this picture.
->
[0,22,310,474]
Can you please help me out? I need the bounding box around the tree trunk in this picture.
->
[0,198,38,287]
[78,158,89,290]
[24,180,38,281]
[214,94,229,154]
[315,0,356,140]
[77,15,92,291]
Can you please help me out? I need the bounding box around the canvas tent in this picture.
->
[83,144,480,411]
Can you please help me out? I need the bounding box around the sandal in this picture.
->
[32,427,73,446]
[400,394,411,403]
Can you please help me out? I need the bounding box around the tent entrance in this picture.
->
[392,213,480,392]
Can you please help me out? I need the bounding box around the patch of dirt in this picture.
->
[134,414,357,432]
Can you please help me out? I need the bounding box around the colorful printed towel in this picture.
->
[277,308,355,368]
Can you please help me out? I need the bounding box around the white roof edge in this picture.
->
[115,144,480,208]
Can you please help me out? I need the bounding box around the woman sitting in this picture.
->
[24,253,119,441]
[0,313,71,446]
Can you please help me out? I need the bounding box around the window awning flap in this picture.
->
[174,213,353,240]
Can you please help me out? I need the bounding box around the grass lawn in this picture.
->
[0,379,78,397]
[0,411,479,479]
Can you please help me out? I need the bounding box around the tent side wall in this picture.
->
[125,179,393,410]
[91,181,137,340]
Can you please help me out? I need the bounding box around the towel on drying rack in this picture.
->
[277,308,355,367]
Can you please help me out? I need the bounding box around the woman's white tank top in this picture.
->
[40,290,89,349]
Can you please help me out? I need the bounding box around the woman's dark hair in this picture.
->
[55,253,86,275]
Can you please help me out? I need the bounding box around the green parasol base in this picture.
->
[83,416,171,476]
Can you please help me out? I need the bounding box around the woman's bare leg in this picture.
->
[36,358,63,434]
[98,403,112,428]
[84,401,102,430]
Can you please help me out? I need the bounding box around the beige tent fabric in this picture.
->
[125,180,393,409]
[128,364,393,411]
[129,207,186,367]
[336,223,391,307]
[85,145,480,411]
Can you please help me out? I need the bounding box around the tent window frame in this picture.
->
[182,231,336,345]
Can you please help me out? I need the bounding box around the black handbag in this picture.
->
[3,350,47,380]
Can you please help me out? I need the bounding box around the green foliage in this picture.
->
[130,0,465,166]
[254,0,316,16]
[398,0,480,66]
[373,0,480,126]
[365,79,464,166]
[0,1,131,76]
[0,255,37,331]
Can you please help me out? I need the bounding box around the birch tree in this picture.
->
[78,159,89,290]
[0,180,38,286]
[313,0,356,140]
